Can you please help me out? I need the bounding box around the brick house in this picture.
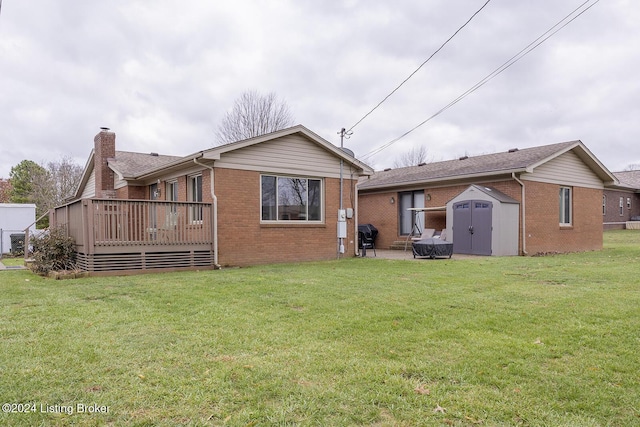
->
[52,125,372,273]
[357,140,616,255]
[603,170,640,229]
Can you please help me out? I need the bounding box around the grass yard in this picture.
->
[0,256,25,267]
[1,231,639,426]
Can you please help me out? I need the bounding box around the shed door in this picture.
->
[453,200,492,255]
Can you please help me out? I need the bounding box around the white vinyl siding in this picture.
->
[80,170,96,198]
[213,135,345,178]
[521,151,603,189]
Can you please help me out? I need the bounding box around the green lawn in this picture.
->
[1,231,639,426]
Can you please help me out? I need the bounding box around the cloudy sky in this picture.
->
[1,0,638,179]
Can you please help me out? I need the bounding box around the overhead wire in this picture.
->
[360,0,601,161]
[346,0,493,133]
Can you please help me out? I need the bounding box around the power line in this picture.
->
[361,0,601,161]
[347,0,493,133]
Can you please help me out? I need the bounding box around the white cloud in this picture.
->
[1,0,639,179]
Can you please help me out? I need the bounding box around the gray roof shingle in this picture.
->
[359,141,579,190]
[613,170,640,189]
[109,151,182,178]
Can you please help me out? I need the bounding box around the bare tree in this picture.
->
[623,164,640,171]
[47,155,84,205]
[215,90,295,145]
[393,145,432,168]
[9,157,83,227]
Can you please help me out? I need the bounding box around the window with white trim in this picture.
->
[261,175,322,222]
[620,197,624,216]
[559,187,572,225]
[627,197,632,210]
[602,195,606,216]
[166,180,178,202]
[189,174,203,222]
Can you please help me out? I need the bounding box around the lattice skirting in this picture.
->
[76,250,214,273]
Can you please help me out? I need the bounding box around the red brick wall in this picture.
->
[357,191,398,249]
[602,189,640,229]
[523,181,602,254]
[359,179,603,255]
[116,185,146,200]
[94,130,116,198]
[215,168,358,267]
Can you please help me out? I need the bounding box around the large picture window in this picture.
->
[261,175,322,222]
[559,187,572,225]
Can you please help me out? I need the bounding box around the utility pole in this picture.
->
[337,128,353,257]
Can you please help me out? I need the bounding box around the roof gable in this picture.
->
[202,125,373,175]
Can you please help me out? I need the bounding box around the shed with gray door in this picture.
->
[446,185,519,256]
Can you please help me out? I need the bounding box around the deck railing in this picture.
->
[51,198,213,254]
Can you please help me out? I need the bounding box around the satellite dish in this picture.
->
[340,147,355,157]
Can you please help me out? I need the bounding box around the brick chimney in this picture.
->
[94,128,116,198]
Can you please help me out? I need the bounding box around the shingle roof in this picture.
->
[470,185,519,204]
[109,151,182,178]
[358,141,582,190]
[613,170,640,190]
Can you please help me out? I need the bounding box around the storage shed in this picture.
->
[446,185,519,256]
[0,204,37,255]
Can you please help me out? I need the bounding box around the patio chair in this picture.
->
[358,224,378,256]
[411,228,435,241]
[159,211,179,241]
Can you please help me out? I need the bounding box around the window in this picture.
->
[399,190,424,235]
[602,195,606,216]
[559,187,572,225]
[166,181,178,202]
[189,174,203,222]
[627,197,632,210]
[620,197,624,216]
[261,175,322,222]
[166,180,178,214]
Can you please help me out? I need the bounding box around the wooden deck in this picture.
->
[51,199,215,273]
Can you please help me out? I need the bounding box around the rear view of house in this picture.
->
[52,126,372,274]
[358,141,616,256]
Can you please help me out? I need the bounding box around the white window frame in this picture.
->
[620,197,624,216]
[166,180,178,202]
[559,187,572,226]
[602,195,606,216]
[260,174,323,223]
[627,197,632,210]
[188,174,203,223]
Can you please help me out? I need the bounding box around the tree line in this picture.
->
[3,157,83,228]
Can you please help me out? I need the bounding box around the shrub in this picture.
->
[30,227,77,275]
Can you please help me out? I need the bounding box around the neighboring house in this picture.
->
[358,140,617,256]
[603,170,640,229]
[0,203,36,255]
[52,126,373,273]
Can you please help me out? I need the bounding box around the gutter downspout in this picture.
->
[194,158,220,268]
[354,176,360,257]
[512,172,527,255]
